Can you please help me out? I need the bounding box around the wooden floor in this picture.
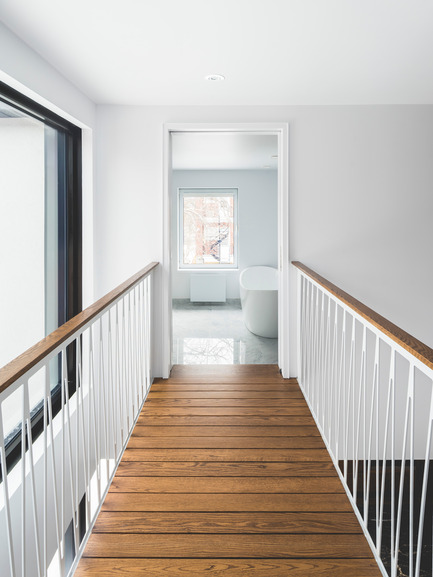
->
[75,365,381,576]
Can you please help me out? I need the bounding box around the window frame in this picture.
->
[178,187,238,270]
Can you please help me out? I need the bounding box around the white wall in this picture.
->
[171,169,278,299]
[95,105,433,376]
[0,22,96,308]
[289,106,433,351]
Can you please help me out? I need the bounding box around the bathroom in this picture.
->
[171,132,279,365]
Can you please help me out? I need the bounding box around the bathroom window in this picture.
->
[179,188,238,269]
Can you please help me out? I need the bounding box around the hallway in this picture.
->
[75,365,381,576]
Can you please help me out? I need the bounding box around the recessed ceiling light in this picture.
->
[205,74,225,81]
[263,165,271,169]
[271,155,278,159]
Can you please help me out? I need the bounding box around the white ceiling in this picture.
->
[172,133,278,170]
[1,0,433,106]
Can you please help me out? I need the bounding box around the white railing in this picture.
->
[0,262,158,577]
[294,261,433,577]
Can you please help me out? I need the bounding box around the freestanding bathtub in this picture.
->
[239,266,278,338]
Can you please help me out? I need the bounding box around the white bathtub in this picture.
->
[239,266,278,338]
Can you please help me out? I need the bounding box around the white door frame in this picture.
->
[162,122,290,378]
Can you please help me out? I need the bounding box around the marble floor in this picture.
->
[172,299,278,365]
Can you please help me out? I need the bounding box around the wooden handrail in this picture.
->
[0,262,159,395]
[292,261,433,372]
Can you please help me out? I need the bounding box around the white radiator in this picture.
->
[190,274,226,302]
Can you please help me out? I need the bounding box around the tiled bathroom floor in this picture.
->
[172,299,278,365]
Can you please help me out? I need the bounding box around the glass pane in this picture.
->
[45,125,59,336]
[0,101,46,368]
[182,194,235,266]
[0,100,63,391]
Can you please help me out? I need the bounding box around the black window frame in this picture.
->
[0,81,82,476]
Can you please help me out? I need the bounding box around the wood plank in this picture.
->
[83,533,373,558]
[140,406,311,416]
[145,398,308,407]
[102,492,353,512]
[158,374,290,382]
[135,416,315,426]
[150,383,301,391]
[122,448,330,462]
[126,436,326,449]
[93,511,362,534]
[132,426,320,437]
[147,391,304,399]
[110,476,345,493]
[168,364,285,379]
[75,558,382,577]
[115,461,337,477]
[160,377,292,384]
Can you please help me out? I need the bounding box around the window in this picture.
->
[0,81,82,472]
[179,188,238,269]
[0,81,82,368]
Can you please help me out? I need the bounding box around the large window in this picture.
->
[0,81,82,370]
[0,81,82,469]
[179,188,238,269]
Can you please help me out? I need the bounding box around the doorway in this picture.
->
[162,123,290,378]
